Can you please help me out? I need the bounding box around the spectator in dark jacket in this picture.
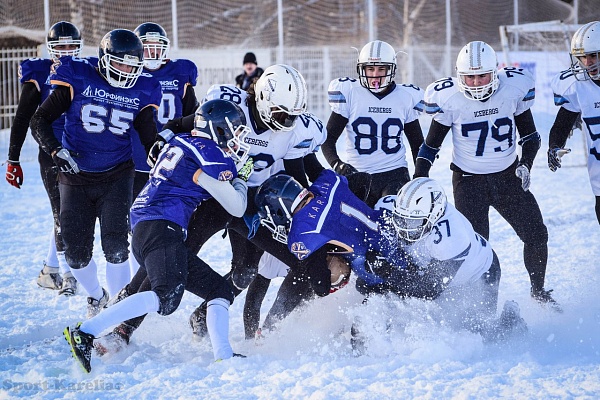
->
[235,52,264,90]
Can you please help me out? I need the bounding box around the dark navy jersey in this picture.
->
[131,59,199,173]
[19,56,99,144]
[288,169,387,258]
[50,56,161,172]
[130,133,237,230]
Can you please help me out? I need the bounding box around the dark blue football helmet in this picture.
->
[98,29,144,88]
[254,174,308,244]
[46,21,82,61]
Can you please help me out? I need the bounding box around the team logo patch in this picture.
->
[291,242,311,260]
[218,170,234,181]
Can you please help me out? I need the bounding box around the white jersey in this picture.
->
[328,78,424,173]
[375,196,494,287]
[257,252,289,280]
[424,67,535,174]
[551,69,600,195]
[204,84,326,187]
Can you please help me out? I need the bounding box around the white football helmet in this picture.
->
[356,40,397,93]
[392,178,447,242]
[570,21,600,81]
[254,64,308,132]
[456,41,499,101]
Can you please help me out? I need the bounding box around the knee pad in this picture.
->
[156,283,185,316]
[65,250,92,269]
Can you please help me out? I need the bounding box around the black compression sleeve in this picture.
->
[8,82,41,161]
[302,153,325,183]
[514,108,537,136]
[404,119,424,163]
[514,109,540,169]
[549,107,580,149]
[299,246,331,297]
[181,85,199,116]
[322,111,348,167]
[283,157,309,187]
[425,120,451,148]
[30,85,71,155]
[163,113,194,133]
[133,107,159,155]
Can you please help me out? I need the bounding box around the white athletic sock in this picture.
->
[80,291,160,337]
[206,298,233,361]
[69,258,102,299]
[128,239,140,278]
[45,230,58,268]
[57,251,70,277]
[106,260,131,298]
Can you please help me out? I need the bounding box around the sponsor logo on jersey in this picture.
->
[368,106,392,113]
[473,108,498,118]
[245,137,269,147]
[160,79,179,90]
[218,170,234,181]
[82,85,140,107]
[291,241,311,260]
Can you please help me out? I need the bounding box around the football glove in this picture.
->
[547,147,571,172]
[52,148,80,174]
[5,160,23,188]
[146,129,175,168]
[331,159,358,176]
[236,157,254,182]
[515,163,531,192]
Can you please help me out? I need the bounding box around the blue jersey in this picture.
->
[132,59,199,173]
[287,169,396,284]
[130,134,237,230]
[50,56,161,172]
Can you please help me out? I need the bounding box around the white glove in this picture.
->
[515,164,530,192]
[52,148,80,174]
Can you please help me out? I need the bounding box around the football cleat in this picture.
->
[58,273,77,296]
[215,353,247,362]
[481,300,528,343]
[531,287,563,313]
[63,323,95,373]
[104,285,130,309]
[94,324,132,357]
[87,288,109,319]
[189,302,208,339]
[37,265,63,290]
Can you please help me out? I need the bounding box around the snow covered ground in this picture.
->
[1,112,599,399]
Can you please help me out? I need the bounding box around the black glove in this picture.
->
[147,129,175,168]
[52,148,80,174]
[331,159,358,176]
[547,147,571,172]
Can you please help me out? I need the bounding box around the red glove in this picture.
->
[5,161,23,189]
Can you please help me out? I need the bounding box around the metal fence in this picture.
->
[0,47,38,129]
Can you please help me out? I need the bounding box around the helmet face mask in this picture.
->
[255,175,309,244]
[192,99,251,163]
[98,29,145,89]
[254,64,308,131]
[392,178,447,242]
[356,40,397,93]
[134,22,170,70]
[47,21,82,61]
[456,41,499,101]
[570,21,600,81]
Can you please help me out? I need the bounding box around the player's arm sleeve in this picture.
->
[283,157,310,187]
[163,113,194,133]
[195,171,248,217]
[413,120,451,178]
[181,85,199,117]
[549,107,580,149]
[322,111,348,167]
[303,153,326,183]
[8,82,41,161]
[298,246,332,297]
[133,107,159,155]
[404,119,424,163]
[514,108,540,170]
[30,85,71,156]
